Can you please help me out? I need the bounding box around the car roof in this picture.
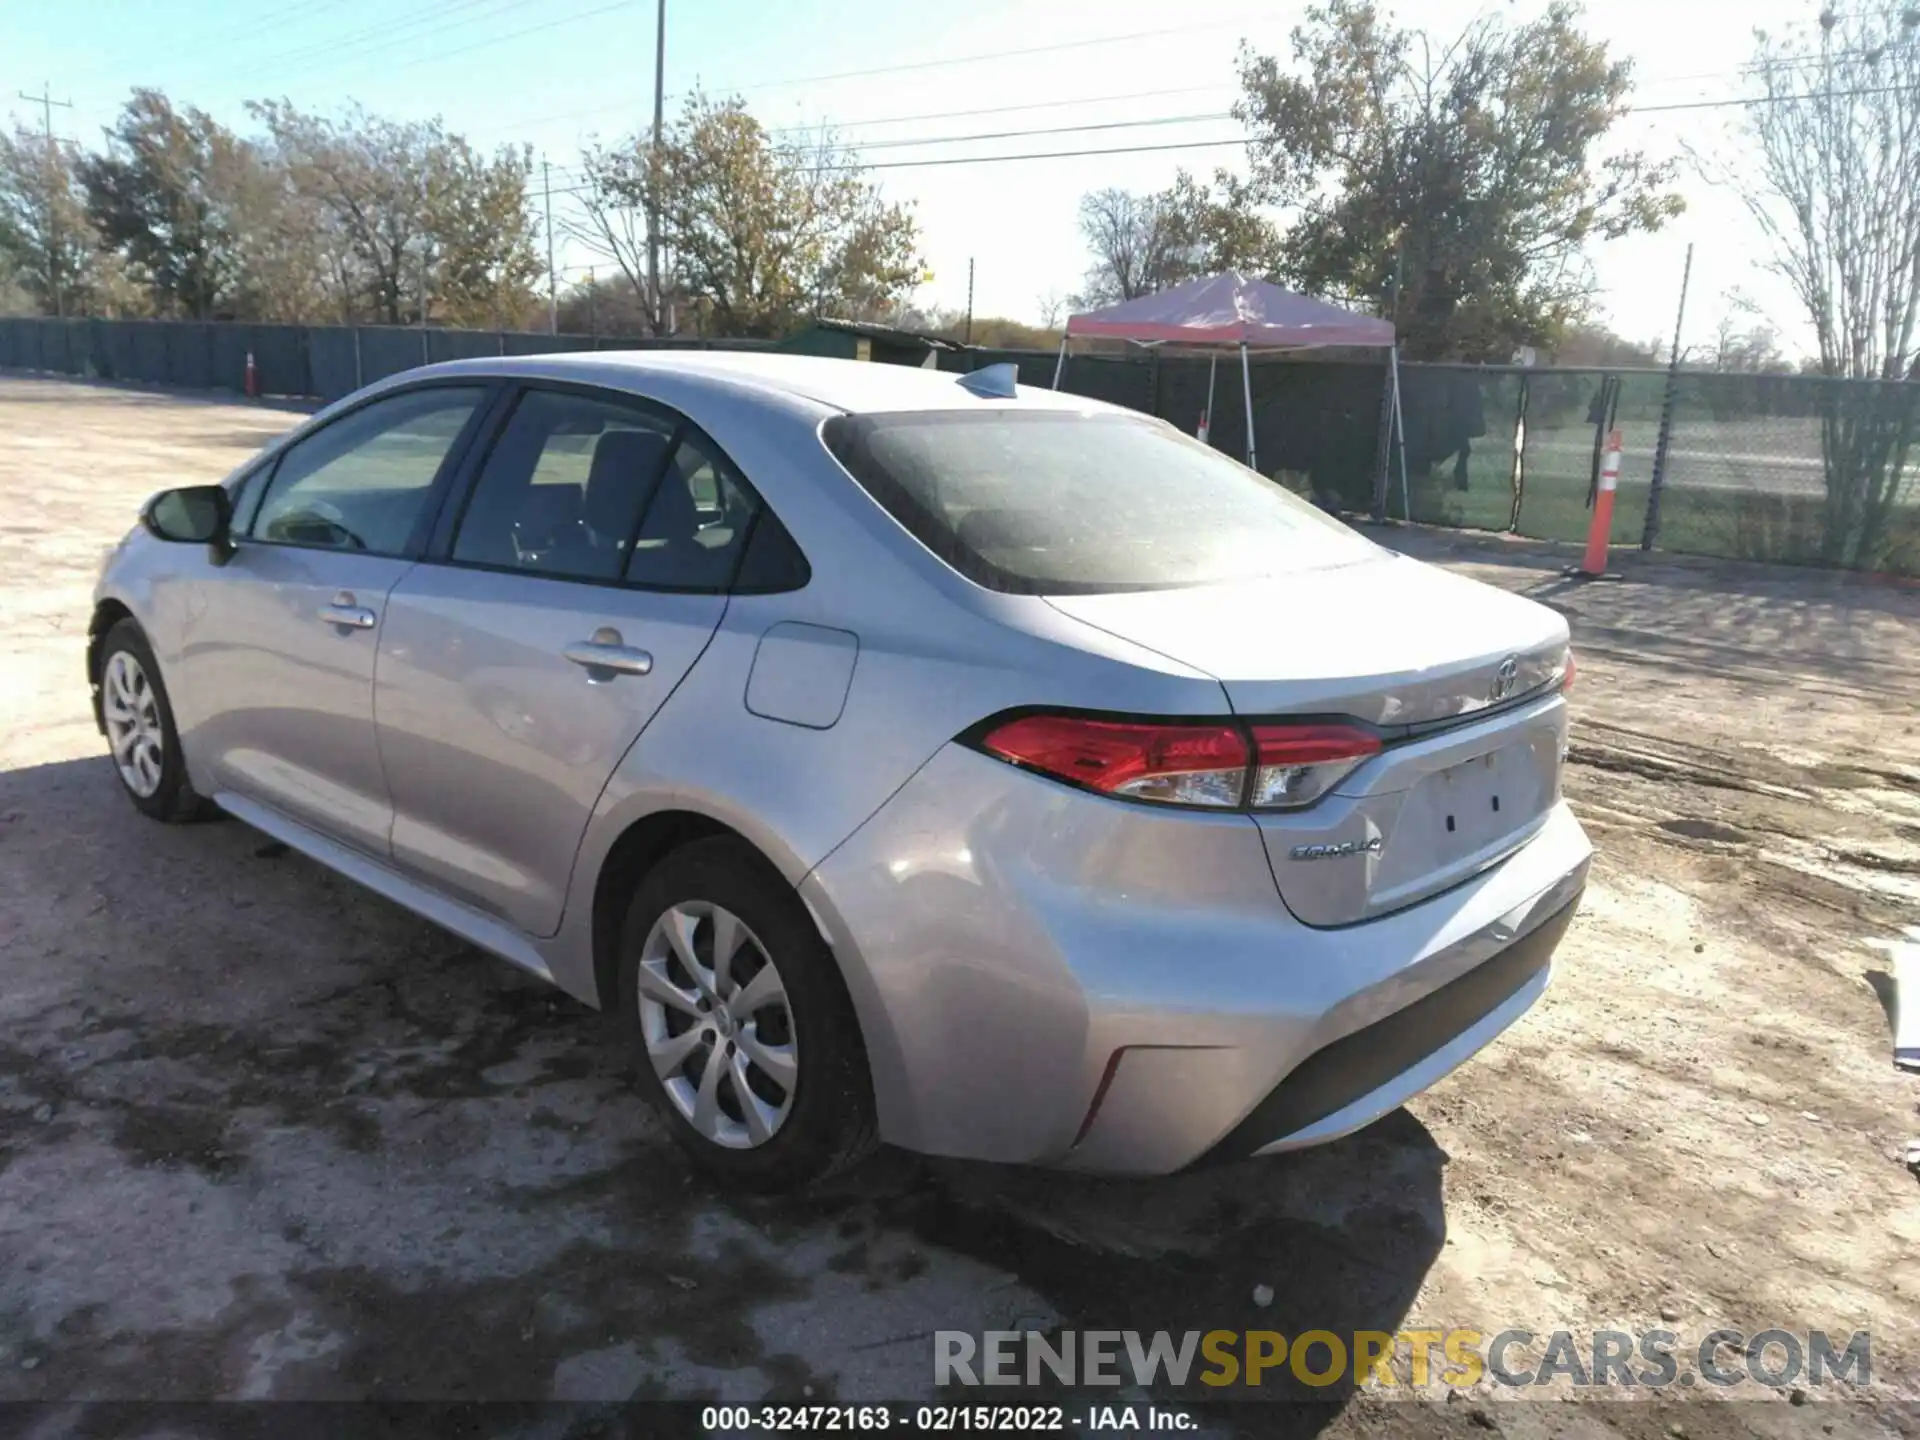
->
[409,349,1123,418]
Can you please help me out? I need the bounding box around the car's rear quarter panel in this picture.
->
[537,390,1243,1008]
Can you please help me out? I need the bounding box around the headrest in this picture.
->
[584,428,671,539]
[645,463,702,540]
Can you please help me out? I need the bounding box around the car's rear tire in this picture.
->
[97,619,213,823]
[616,835,877,1191]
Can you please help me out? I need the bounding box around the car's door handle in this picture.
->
[318,591,377,629]
[564,627,653,679]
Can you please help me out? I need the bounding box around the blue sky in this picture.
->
[5,0,1829,351]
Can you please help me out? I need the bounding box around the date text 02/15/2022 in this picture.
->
[699,1405,1197,1431]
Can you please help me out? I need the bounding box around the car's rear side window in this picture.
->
[623,433,761,591]
[820,410,1373,595]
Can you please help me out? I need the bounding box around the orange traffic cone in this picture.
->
[1568,429,1624,580]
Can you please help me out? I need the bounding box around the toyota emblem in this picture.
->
[1490,655,1520,702]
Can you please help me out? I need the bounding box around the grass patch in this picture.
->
[1390,460,1920,575]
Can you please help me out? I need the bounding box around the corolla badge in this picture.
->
[1490,655,1521,703]
[1289,837,1384,861]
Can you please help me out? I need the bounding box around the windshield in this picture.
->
[820,409,1377,595]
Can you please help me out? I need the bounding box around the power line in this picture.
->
[359,0,647,78]
[63,0,356,84]
[490,18,1269,137]
[544,134,1249,196]
[856,135,1250,171]
[530,71,1917,180]
[222,0,543,87]
[148,0,529,93]
[510,83,1234,151]
[1626,82,1920,115]
[849,110,1238,154]
[540,111,1239,186]
[535,81,1920,196]
[1637,44,1891,90]
[535,97,1244,177]
[726,13,1279,93]
[763,85,1234,138]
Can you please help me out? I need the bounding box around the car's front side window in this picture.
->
[248,386,487,555]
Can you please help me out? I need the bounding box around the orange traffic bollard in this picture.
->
[1572,429,1623,579]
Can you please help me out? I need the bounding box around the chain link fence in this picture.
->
[5,315,1916,574]
[1389,364,1920,574]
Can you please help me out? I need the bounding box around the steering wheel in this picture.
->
[304,499,368,550]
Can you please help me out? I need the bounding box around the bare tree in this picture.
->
[1703,291,1788,373]
[1074,171,1283,310]
[1075,187,1184,305]
[564,140,660,332]
[1725,2,1920,563]
[1035,289,1066,329]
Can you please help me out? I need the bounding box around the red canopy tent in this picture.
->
[1053,272,1407,509]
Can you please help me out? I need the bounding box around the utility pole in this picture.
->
[647,0,666,336]
[587,266,598,341]
[418,248,431,363]
[542,157,558,334]
[1370,246,1404,521]
[19,85,74,318]
[965,257,975,344]
[1642,242,1694,552]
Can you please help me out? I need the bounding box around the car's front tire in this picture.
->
[616,836,878,1191]
[97,619,212,823]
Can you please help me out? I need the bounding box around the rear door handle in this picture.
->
[318,591,377,629]
[564,626,653,680]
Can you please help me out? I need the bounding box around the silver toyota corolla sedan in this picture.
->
[89,351,1590,1190]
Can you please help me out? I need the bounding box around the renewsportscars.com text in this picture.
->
[934,1327,1871,1390]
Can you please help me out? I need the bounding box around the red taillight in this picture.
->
[981,715,1250,807]
[1247,723,1382,809]
[977,714,1382,810]
[1248,723,1384,767]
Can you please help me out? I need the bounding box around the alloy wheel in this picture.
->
[635,900,799,1149]
[102,650,165,798]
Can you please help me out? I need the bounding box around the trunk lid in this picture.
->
[1046,553,1571,926]
[1044,552,1565,726]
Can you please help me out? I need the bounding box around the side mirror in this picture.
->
[141,486,233,555]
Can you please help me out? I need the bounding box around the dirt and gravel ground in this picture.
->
[2,375,1917,1435]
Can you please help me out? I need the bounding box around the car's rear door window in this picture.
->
[248,386,487,555]
[623,433,762,591]
[821,409,1375,595]
[450,389,678,581]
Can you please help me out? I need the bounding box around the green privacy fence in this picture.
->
[4,315,1916,574]
[0,315,769,405]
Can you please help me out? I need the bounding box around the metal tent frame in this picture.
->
[1050,274,1411,518]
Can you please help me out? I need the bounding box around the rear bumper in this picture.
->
[802,744,1591,1175]
[1210,890,1577,1162]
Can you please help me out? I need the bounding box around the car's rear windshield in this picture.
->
[820,409,1375,595]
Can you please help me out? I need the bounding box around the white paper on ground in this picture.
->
[1888,927,1920,1072]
